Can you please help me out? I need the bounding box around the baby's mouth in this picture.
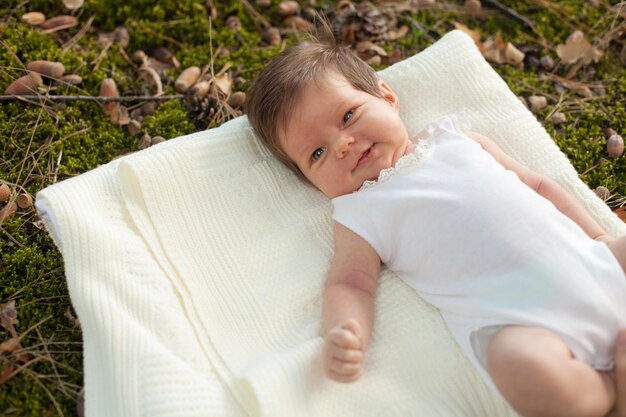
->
[356,145,374,167]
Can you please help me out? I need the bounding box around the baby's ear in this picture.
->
[378,81,399,110]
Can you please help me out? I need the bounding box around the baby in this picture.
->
[246,23,626,417]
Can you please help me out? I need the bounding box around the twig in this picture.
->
[0,95,184,102]
[481,0,537,30]
[241,0,271,29]
[62,15,95,51]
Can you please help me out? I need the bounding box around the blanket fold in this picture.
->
[36,30,625,417]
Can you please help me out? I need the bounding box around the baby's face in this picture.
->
[280,70,411,198]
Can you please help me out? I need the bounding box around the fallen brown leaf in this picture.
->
[556,30,603,65]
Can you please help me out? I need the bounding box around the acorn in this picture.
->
[607,134,624,158]
[190,80,210,98]
[132,50,148,65]
[0,184,11,203]
[62,0,84,10]
[551,111,566,124]
[149,47,180,68]
[20,12,46,26]
[151,136,165,145]
[138,134,152,150]
[226,16,241,32]
[284,16,312,31]
[175,66,201,93]
[27,60,65,78]
[5,72,43,95]
[127,119,141,136]
[0,202,17,224]
[40,15,78,32]
[60,74,82,85]
[227,91,246,109]
[303,7,317,21]
[527,95,548,112]
[141,101,157,116]
[262,27,281,46]
[16,193,33,209]
[99,78,119,115]
[464,0,481,15]
[278,1,300,16]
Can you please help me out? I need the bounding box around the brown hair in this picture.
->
[245,16,381,178]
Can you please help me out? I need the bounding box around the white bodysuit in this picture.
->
[331,115,626,391]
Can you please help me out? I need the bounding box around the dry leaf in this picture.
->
[0,300,18,337]
[452,22,481,45]
[556,30,603,65]
[615,206,626,223]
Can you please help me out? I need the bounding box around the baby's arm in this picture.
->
[323,222,381,383]
[468,132,610,241]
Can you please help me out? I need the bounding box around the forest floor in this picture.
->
[1,0,625,415]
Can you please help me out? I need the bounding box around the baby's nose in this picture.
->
[335,135,355,159]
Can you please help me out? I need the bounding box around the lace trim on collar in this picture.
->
[358,137,432,192]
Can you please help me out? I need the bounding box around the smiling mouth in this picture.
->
[356,145,374,168]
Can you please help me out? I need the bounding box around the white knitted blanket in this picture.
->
[36,30,626,417]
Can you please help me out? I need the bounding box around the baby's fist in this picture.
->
[323,319,364,383]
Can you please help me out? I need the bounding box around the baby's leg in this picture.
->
[486,326,615,417]
[607,235,626,273]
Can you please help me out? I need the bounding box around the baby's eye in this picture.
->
[343,110,354,124]
[311,147,326,162]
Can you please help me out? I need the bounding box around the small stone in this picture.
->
[138,134,152,150]
[20,12,46,26]
[127,120,141,136]
[0,184,11,203]
[16,193,33,209]
[527,95,548,112]
[150,136,165,145]
[540,55,554,70]
[594,186,610,201]
[132,50,148,65]
[551,111,566,124]
[607,134,624,158]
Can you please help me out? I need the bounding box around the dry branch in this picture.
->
[0,95,184,102]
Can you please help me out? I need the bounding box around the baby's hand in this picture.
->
[323,319,364,383]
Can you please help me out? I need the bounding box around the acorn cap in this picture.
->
[16,193,33,209]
